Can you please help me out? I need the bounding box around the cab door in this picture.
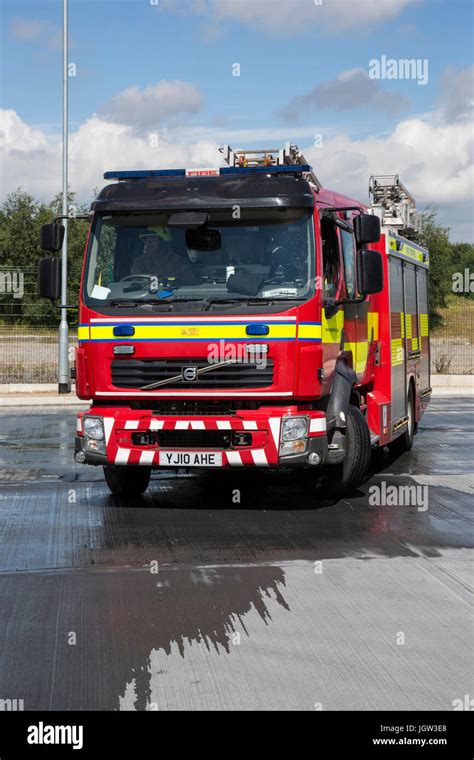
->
[339,213,371,380]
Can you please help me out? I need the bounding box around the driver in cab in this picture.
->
[131,226,199,284]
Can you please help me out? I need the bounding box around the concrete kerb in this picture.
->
[0,376,472,407]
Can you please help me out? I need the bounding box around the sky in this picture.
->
[0,0,473,240]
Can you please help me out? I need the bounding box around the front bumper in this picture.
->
[75,407,328,470]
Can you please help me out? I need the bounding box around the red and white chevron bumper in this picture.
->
[76,408,328,468]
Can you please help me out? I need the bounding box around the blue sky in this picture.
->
[2,0,471,135]
[1,0,473,239]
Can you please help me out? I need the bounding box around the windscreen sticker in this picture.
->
[261,288,299,298]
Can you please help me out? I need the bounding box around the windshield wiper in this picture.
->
[204,297,306,310]
[109,299,165,308]
[108,297,208,309]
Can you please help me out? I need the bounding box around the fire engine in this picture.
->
[38,144,431,497]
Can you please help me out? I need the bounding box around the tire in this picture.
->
[320,405,371,497]
[103,465,151,497]
[391,384,415,453]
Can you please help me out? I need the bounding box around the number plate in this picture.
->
[158,451,223,467]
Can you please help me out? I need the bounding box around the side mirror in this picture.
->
[38,257,61,300]
[354,214,380,245]
[357,249,383,296]
[40,223,65,253]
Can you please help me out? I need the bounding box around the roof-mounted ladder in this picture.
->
[368,175,422,233]
[220,143,322,190]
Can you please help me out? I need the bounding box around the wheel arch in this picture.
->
[327,360,360,426]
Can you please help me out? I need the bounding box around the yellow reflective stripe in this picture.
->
[78,326,90,341]
[420,313,429,337]
[405,313,412,340]
[411,337,419,351]
[389,235,425,263]
[400,312,405,339]
[88,323,297,341]
[298,323,322,341]
[322,310,344,343]
[344,341,369,375]
[367,312,379,341]
[391,339,404,366]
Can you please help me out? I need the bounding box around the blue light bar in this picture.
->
[104,169,186,180]
[103,165,312,181]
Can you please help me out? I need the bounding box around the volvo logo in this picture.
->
[182,366,198,382]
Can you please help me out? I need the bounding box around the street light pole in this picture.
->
[58,0,70,393]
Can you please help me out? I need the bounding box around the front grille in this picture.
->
[131,400,237,415]
[112,358,274,389]
[156,430,233,449]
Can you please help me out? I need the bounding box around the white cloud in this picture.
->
[163,0,419,33]
[304,118,473,204]
[0,108,472,241]
[99,81,203,131]
[280,68,410,120]
[0,110,222,202]
[0,109,49,152]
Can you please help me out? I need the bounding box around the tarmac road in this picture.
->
[0,397,472,711]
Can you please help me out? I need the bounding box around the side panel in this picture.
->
[404,263,419,359]
[417,268,430,391]
[389,256,406,423]
[404,262,422,410]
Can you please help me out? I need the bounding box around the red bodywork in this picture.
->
[75,185,430,468]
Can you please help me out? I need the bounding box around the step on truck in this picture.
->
[38,144,431,497]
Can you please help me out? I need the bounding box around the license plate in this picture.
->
[158,451,223,467]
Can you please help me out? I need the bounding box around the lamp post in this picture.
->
[58,0,70,393]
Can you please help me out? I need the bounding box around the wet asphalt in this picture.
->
[0,397,472,711]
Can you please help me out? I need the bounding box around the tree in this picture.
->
[0,189,90,325]
[450,242,474,299]
[415,210,454,326]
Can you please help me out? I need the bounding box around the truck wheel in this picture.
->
[319,405,371,497]
[103,465,151,496]
[391,385,415,453]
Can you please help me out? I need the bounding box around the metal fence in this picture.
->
[431,296,474,375]
[0,267,77,385]
[0,267,472,384]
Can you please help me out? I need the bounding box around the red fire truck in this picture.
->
[38,145,431,497]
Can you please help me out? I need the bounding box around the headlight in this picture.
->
[83,416,105,441]
[282,416,308,442]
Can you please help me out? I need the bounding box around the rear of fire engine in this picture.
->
[38,145,431,498]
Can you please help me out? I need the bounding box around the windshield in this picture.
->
[83,208,315,310]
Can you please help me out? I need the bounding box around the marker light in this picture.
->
[280,440,307,457]
[246,324,270,336]
[113,325,135,337]
[114,345,135,356]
